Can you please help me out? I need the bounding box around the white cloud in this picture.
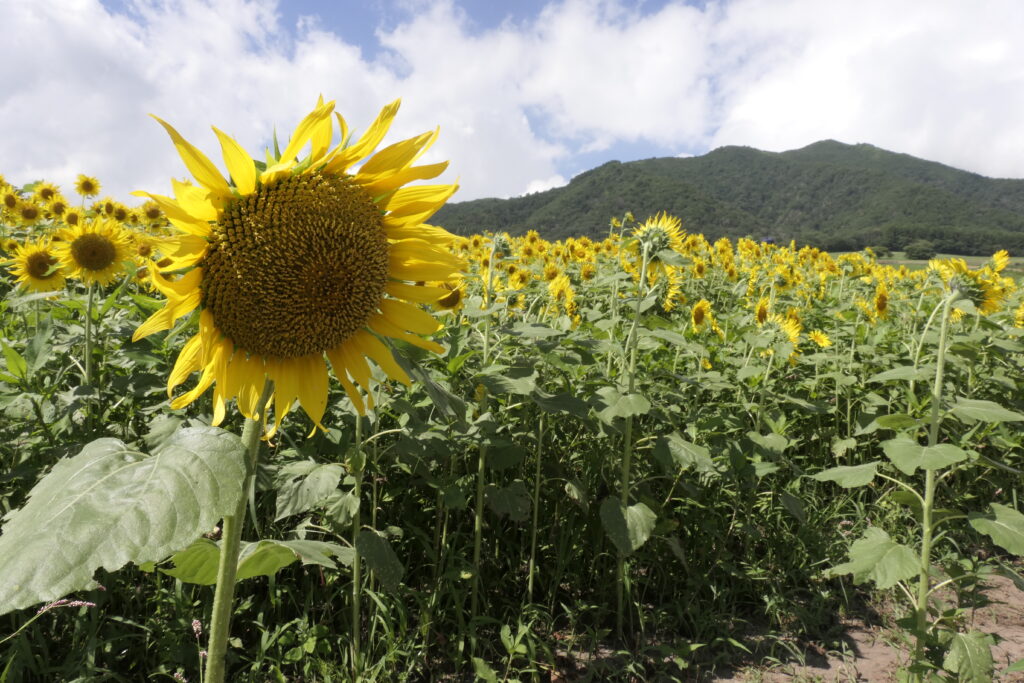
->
[2,0,1024,210]
[523,174,569,195]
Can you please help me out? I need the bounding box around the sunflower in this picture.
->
[808,330,832,348]
[75,174,101,197]
[33,182,60,203]
[628,212,685,277]
[133,98,462,431]
[9,238,66,293]
[55,218,133,286]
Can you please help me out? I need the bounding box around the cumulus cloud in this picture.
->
[1,0,1023,208]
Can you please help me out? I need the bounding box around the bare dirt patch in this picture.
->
[713,574,1024,682]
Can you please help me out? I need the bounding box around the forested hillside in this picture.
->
[433,140,1024,254]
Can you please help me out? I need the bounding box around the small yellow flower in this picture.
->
[75,174,101,197]
[808,330,832,348]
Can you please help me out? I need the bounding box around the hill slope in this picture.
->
[432,141,1024,254]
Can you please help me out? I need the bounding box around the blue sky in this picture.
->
[3,0,1024,205]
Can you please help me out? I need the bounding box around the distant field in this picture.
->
[877,251,1024,277]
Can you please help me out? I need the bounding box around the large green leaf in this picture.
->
[274,461,344,521]
[0,427,246,615]
[810,462,879,488]
[951,398,1024,423]
[826,527,918,589]
[969,503,1024,554]
[880,437,968,475]
[654,433,716,474]
[162,538,354,584]
[943,631,994,683]
[595,387,650,424]
[600,498,657,556]
[485,480,531,522]
[356,529,404,591]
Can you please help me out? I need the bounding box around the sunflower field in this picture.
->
[1,101,1024,682]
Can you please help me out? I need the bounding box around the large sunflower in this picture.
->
[9,238,66,293]
[133,98,463,432]
[55,218,133,286]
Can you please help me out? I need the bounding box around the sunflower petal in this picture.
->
[151,115,232,198]
[322,99,400,175]
[359,128,437,177]
[131,191,211,237]
[171,178,219,222]
[385,281,450,304]
[379,299,442,335]
[360,161,450,198]
[351,330,410,386]
[212,126,256,195]
[279,100,335,164]
[167,334,203,397]
[368,314,445,354]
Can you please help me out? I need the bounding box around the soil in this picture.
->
[714,574,1024,682]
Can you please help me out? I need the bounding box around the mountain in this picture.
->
[431,141,1024,254]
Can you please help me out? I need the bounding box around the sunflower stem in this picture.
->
[616,242,650,642]
[83,283,95,428]
[910,292,954,681]
[470,242,497,651]
[351,414,364,677]
[526,414,545,605]
[204,380,272,683]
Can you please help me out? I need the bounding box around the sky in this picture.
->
[2,0,1024,205]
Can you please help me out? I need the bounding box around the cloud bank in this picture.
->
[2,0,1023,205]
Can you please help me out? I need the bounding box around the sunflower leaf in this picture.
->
[0,427,246,615]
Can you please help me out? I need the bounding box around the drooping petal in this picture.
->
[130,191,212,237]
[378,299,442,335]
[167,334,203,397]
[325,345,367,415]
[350,330,410,387]
[368,314,445,354]
[385,281,450,304]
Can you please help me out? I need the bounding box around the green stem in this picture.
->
[470,243,497,648]
[526,415,545,604]
[204,380,273,683]
[911,293,954,681]
[351,415,364,677]
[84,283,95,387]
[617,243,650,641]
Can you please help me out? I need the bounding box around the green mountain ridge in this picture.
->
[432,140,1024,254]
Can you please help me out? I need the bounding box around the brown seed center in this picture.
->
[71,233,117,271]
[201,172,389,359]
[27,251,59,280]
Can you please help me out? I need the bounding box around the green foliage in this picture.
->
[904,238,938,260]
[0,427,246,615]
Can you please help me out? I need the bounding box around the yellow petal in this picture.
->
[131,191,211,237]
[379,299,441,335]
[212,126,256,195]
[322,99,400,175]
[350,330,410,387]
[170,339,225,410]
[384,223,458,245]
[385,184,458,214]
[167,334,203,397]
[325,352,366,417]
[171,178,219,222]
[279,100,335,164]
[385,281,450,304]
[310,96,334,163]
[359,161,449,198]
[359,128,437,177]
[150,115,232,198]
[368,314,445,354]
[295,354,329,429]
